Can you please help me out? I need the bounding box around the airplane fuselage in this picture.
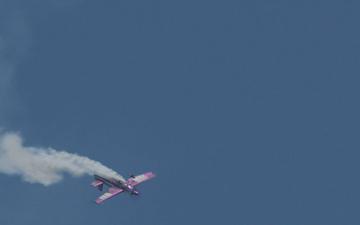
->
[94,174,139,195]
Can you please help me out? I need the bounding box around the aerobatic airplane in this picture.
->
[91,172,155,204]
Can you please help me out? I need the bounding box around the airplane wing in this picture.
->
[128,172,156,186]
[95,187,124,204]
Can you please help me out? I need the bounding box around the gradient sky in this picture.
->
[1,1,360,225]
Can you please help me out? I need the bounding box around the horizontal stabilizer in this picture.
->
[91,179,104,191]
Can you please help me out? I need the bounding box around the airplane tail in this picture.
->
[91,177,104,191]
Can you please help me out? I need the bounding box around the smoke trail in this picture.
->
[0,1,33,125]
[0,132,126,186]
[0,1,83,122]
[0,2,119,186]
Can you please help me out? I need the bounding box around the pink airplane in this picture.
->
[91,172,156,204]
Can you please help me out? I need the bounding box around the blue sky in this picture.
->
[1,0,360,224]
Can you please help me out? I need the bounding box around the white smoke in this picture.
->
[0,132,126,186]
[0,4,30,123]
[0,2,122,186]
[0,1,83,121]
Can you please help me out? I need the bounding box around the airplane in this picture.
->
[91,172,156,204]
